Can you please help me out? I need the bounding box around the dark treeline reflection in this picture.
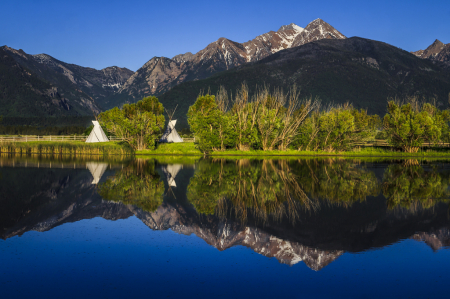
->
[289,159,380,204]
[96,158,450,224]
[382,161,450,209]
[187,159,314,224]
[185,158,450,223]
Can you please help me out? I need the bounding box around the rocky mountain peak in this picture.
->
[33,53,54,64]
[413,39,449,63]
[430,39,444,49]
[172,52,194,64]
[307,18,325,26]
[305,18,345,39]
[290,18,346,48]
[278,23,304,33]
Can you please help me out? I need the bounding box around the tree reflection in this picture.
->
[187,158,383,224]
[291,159,380,205]
[98,159,164,212]
[382,160,450,209]
[187,159,315,224]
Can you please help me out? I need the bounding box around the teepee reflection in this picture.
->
[86,162,108,184]
[162,164,182,188]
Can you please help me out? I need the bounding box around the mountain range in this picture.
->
[99,19,346,109]
[1,19,449,127]
[160,37,450,126]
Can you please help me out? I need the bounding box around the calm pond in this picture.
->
[1,155,450,298]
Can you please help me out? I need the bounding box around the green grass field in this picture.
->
[0,141,133,155]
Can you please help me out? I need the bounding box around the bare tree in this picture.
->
[215,85,229,114]
[230,83,260,151]
[256,85,319,150]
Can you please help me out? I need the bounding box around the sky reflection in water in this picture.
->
[0,156,449,298]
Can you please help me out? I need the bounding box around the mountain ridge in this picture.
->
[158,36,450,128]
[100,19,346,109]
[0,46,101,118]
[0,45,134,122]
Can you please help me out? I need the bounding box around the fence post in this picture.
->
[50,135,52,141]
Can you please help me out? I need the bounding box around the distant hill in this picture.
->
[0,46,133,125]
[100,19,346,109]
[0,47,99,120]
[158,37,450,128]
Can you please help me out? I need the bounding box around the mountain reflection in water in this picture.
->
[1,156,450,271]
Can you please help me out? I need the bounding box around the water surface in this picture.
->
[1,155,449,298]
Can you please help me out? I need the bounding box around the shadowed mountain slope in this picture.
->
[0,47,100,118]
[158,37,450,127]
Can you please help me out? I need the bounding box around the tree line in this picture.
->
[95,83,450,153]
[187,84,450,153]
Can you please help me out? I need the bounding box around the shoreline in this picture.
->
[136,143,450,158]
[3,141,450,158]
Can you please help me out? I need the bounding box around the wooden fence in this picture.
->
[354,140,450,148]
[0,135,194,143]
[0,135,124,142]
[1,135,449,148]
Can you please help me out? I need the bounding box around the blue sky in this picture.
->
[1,0,449,71]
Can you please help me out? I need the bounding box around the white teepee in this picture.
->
[159,120,183,143]
[86,121,109,143]
[86,162,108,184]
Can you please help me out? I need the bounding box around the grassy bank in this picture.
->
[211,147,450,157]
[136,143,450,157]
[137,143,203,156]
[0,141,133,156]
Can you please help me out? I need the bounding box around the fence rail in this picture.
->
[0,135,124,142]
[354,141,450,148]
[0,135,195,143]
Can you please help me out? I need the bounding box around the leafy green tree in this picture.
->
[293,105,379,152]
[99,96,165,150]
[383,99,449,152]
[188,94,227,152]
[98,159,164,212]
